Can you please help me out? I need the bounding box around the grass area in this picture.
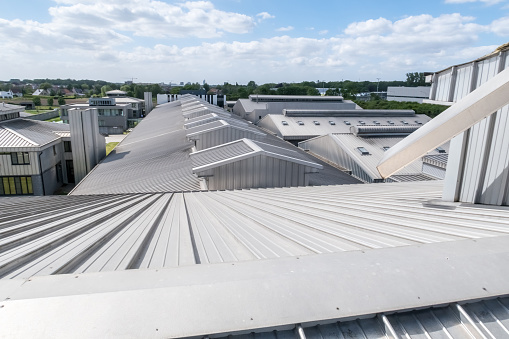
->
[25,109,56,114]
[106,142,119,155]
[46,117,62,122]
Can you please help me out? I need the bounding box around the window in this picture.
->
[64,141,72,152]
[401,120,408,125]
[387,120,394,125]
[357,147,370,155]
[329,121,336,125]
[373,121,380,125]
[0,176,33,195]
[344,121,351,125]
[415,120,423,125]
[11,152,30,165]
[436,147,446,154]
[281,121,289,126]
[382,146,390,151]
[53,145,57,155]
[297,121,304,125]
[359,121,365,125]
[313,121,320,125]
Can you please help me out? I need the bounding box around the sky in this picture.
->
[0,0,508,85]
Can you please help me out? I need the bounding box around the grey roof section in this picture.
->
[249,94,345,102]
[1,220,509,338]
[0,102,25,114]
[0,118,70,148]
[191,138,322,172]
[283,109,416,117]
[191,139,256,169]
[5,180,509,280]
[70,102,201,194]
[303,134,449,180]
[258,114,431,140]
[234,98,358,116]
[423,153,449,169]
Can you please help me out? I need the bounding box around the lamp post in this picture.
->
[376,78,381,93]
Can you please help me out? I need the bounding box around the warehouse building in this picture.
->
[258,108,431,144]
[1,66,509,338]
[387,86,431,103]
[300,130,448,183]
[233,94,358,123]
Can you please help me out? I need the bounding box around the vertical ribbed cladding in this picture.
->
[0,194,157,279]
[126,193,174,269]
[51,194,165,275]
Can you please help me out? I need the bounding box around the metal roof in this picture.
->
[191,138,323,172]
[302,133,449,181]
[258,114,431,140]
[5,180,509,280]
[283,109,416,117]
[0,119,70,149]
[423,154,449,169]
[70,102,201,194]
[0,102,25,114]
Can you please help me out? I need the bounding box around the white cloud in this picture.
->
[276,26,294,32]
[319,30,329,35]
[490,16,509,35]
[0,8,505,83]
[46,0,255,38]
[256,12,275,22]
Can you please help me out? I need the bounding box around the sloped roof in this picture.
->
[70,102,201,194]
[191,138,322,172]
[0,119,69,148]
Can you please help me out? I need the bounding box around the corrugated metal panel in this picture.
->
[301,134,447,182]
[8,180,509,279]
[422,163,447,179]
[70,102,201,194]
[259,115,431,140]
[452,63,474,101]
[434,68,453,102]
[191,140,255,169]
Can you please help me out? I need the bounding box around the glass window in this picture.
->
[64,141,72,152]
[357,147,370,155]
[0,176,33,195]
[11,152,30,165]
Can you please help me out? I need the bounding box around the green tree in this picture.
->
[325,88,341,96]
[81,84,89,91]
[203,83,210,92]
[58,97,66,105]
[406,72,426,87]
[39,82,52,90]
[47,97,54,107]
[32,97,41,107]
[101,85,113,97]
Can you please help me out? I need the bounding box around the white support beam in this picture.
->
[377,67,509,179]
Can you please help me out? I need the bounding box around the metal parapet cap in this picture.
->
[377,67,509,179]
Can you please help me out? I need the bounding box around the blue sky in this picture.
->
[0,0,508,84]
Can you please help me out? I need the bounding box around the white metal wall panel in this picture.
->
[476,57,500,88]
[459,116,492,202]
[434,69,452,102]
[0,152,39,176]
[481,105,509,205]
[452,64,473,101]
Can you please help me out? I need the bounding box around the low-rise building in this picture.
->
[60,97,129,134]
[387,86,431,103]
[233,95,358,123]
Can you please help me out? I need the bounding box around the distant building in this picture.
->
[60,97,130,134]
[0,103,105,195]
[0,90,14,99]
[387,86,431,103]
[232,95,358,123]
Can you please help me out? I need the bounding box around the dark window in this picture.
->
[359,121,365,125]
[329,121,336,125]
[281,121,289,126]
[387,120,394,125]
[436,147,446,154]
[344,121,351,125]
[401,120,408,125]
[383,146,390,151]
[313,121,320,125]
[297,121,304,125]
[11,152,30,165]
[64,141,72,152]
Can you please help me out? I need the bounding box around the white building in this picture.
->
[387,86,431,103]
